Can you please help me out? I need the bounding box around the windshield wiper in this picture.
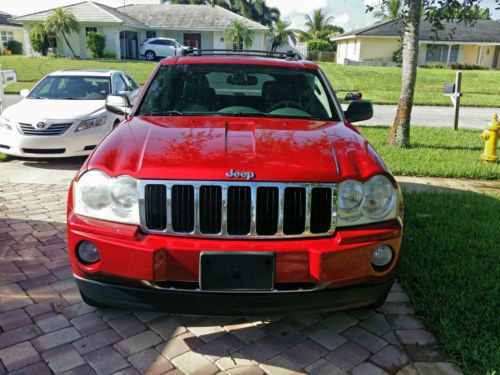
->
[231,112,270,117]
[28,96,47,100]
[144,111,184,116]
[62,97,83,100]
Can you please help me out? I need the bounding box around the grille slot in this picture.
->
[145,185,167,230]
[199,186,222,234]
[283,187,306,235]
[310,188,333,233]
[227,186,251,235]
[141,181,336,238]
[256,187,279,235]
[172,185,195,233]
[19,122,73,136]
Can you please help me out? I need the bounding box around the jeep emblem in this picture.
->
[226,169,255,180]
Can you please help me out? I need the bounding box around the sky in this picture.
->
[0,0,499,31]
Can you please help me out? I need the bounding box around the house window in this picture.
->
[1,31,13,47]
[85,27,98,36]
[146,30,157,39]
[426,44,459,63]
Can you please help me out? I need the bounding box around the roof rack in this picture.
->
[182,49,302,61]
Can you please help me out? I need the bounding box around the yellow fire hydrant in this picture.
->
[480,114,500,162]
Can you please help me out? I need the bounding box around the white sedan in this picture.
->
[0,69,140,158]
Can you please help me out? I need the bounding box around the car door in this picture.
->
[152,39,169,57]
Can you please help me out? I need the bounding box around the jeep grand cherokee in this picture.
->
[67,51,403,315]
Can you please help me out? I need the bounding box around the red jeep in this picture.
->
[67,51,403,315]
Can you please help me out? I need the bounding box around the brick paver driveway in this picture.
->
[0,181,463,375]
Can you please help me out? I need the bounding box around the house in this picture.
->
[0,12,24,54]
[331,18,500,68]
[11,1,269,59]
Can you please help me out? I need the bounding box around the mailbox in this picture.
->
[443,84,455,94]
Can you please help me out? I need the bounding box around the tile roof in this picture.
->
[332,18,500,44]
[117,4,268,31]
[12,1,146,28]
[0,12,22,28]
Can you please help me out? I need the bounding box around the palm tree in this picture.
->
[225,20,254,50]
[45,7,80,58]
[269,20,297,52]
[374,0,402,21]
[299,9,343,41]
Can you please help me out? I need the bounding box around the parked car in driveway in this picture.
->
[68,51,403,315]
[0,69,141,158]
[139,37,191,61]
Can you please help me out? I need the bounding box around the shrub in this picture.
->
[392,45,403,64]
[307,39,332,52]
[29,24,50,56]
[6,40,23,55]
[102,51,116,59]
[86,32,106,58]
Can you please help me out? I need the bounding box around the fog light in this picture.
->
[371,245,393,268]
[77,241,100,264]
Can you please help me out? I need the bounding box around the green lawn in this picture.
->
[1,56,500,107]
[319,62,500,107]
[401,191,500,375]
[358,126,500,179]
[0,56,156,93]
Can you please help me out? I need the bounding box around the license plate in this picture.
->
[200,252,275,291]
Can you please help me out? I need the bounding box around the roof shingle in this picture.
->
[332,18,500,44]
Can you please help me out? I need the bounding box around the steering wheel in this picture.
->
[268,100,303,112]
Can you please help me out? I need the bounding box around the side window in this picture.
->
[112,74,127,93]
[123,74,140,91]
[150,39,162,45]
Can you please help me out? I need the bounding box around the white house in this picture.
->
[12,1,269,59]
[332,18,500,68]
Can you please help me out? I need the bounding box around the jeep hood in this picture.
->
[86,116,389,182]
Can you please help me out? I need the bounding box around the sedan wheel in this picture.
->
[145,51,156,61]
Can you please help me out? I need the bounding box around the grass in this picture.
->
[358,126,500,179]
[319,62,500,107]
[401,191,500,374]
[1,56,499,106]
[0,55,156,93]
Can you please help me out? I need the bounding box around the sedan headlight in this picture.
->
[73,170,139,224]
[0,117,12,131]
[75,115,107,132]
[337,175,398,227]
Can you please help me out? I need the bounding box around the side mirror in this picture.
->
[344,92,363,101]
[20,89,30,98]
[344,100,373,123]
[105,94,132,116]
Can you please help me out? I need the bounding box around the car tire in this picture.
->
[80,291,109,308]
[145,50,156,61]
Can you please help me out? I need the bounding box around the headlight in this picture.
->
[74,170,139,224]
[75,115,107,132]
[337,175,398,227]
[0,117,12,131]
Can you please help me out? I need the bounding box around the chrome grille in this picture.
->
[18,122,73,136]
[140,180,337,239]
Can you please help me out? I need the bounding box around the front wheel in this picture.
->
[145,50,156,61]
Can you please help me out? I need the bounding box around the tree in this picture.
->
[460,4,491,19]
[29,23,50,56]
[225,19,254,49]
[269,20,297,51]
[86,32,106,58]
[369,0,499,148]
[299,9,344,42]
[374,0,402,21]
[45,7,80,58]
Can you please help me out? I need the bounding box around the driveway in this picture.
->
[0,163,465,374]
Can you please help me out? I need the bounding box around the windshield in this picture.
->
[137,64,340,120]
[29,76,111,100]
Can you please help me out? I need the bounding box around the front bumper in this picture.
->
[76,275,394,315]
[0,123,112,158]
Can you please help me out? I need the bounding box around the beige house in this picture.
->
[0,12,24,54]
[11,1,268,59]
[331,18,500,68]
